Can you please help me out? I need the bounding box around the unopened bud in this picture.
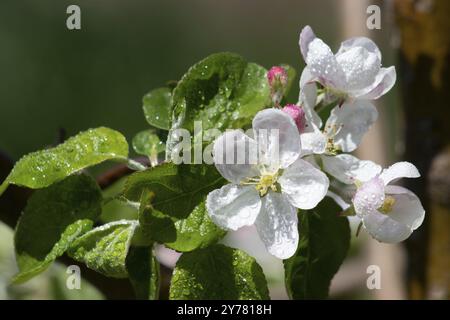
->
[282,104,306,133]
[267,66,288,106]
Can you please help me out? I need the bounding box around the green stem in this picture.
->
[0,180,9,197]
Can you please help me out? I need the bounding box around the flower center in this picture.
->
[255,173,279,196]
[323,124,342,155]
[241,171,280,197]
[379,196,396,214]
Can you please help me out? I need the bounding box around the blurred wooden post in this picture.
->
[395,0,450,299]
[339,0,406,299]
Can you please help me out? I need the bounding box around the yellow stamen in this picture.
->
[255,172,279,196]
[379,196,396,214]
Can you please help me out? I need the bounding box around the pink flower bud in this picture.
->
[267,66,288,87]
[267,66,288,106]
[282,104,306,133]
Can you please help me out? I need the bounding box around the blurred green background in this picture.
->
[0,0,348,159]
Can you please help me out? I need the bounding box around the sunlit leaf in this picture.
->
[68,220,138,278]
[0,127,128,196]
[170,244,270,300]
[143,87,172,130]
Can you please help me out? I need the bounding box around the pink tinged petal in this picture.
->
[362,210,413,243]
[299,67,322,129]
[336,46,381,92]
[278,158,329,210]
[300,129,327,156]
[299,25,316,62]
[354,67,396,100]
[253,108,301,170]
[336,36,382,61]
[385,185,425,230]
[353,177,385,217]
[322,154,382,184]
[213,130,258,183]
[255,192,299,259]
[206,184,261,231]
[282,104,306,133]
[380,161,420,185]
[326,101,378,152]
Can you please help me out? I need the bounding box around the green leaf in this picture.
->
[143,87,172,130]
[13,175,103,284]
[170,244,270,300]
[284,198,351,299]
[0,127,129,196]
[138,190,226,252]
[124,163,226,251]
[132,129,165,157]
[68,220,138,278]
[166,52,270,157]
[123,163,225,218]
[126,246,160,300]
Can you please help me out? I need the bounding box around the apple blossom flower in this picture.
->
[299,100,378,156]
[325,155,425,243]
[206,108,329,259]
[299,25,396,106]
[296,25,394,159]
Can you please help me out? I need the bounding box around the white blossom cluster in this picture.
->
[206,26,425,259]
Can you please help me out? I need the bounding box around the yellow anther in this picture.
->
[255,173,279,197]
[379,196,396,214]
[325,138,341,155]
[354,180,363,188]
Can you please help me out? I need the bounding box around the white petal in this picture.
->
[299,67,322,129]
[327,191,351,210]
[385,185,425,230]
[362,210,413,243]
[322,154,382,184]
[336,36,381,61]
[336,46,381,91]
[363,185,426,243]
[326,101,378,152]
[253,108,301,170]
[255,192,298,259]
[299,25,316,62]
[300,129,327,156]
[354,67,396,100]
[302,36,346,89]
[213,130,258,183]
[380,162,420,185]
[206,184,261,231]
[278,158,329,210]
[302,154,321,168]
[353,177,385,217]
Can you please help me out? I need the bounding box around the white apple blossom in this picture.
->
[326,155,425,243]
[297,25,394,158]
[299,99,378,156]
[206,108,329,259]
[299,25,396,107]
